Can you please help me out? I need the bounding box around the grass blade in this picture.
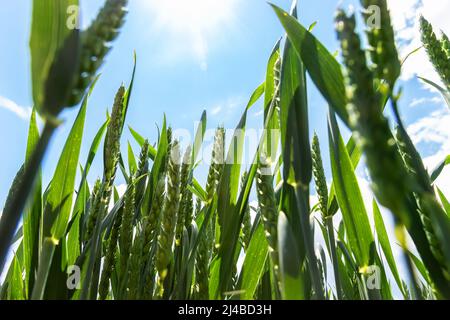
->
[373,200,405,296]
[22,109,42,297]
[418,76,450,109]
[430,155,450,182]
[32,83,92,299]
[328,111,374,267]
[270,3,348,126]
[238,222,268,300]
[277,211,305,299]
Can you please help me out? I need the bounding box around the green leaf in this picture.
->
[213,82,264,299]
[8,255,25,300]
[216,110,248,298]
[127,141,137,175]
[373,200,405,296]
[30,0,79,114]
[151,116,168,190]
[279,6,311,187]
[418,76,450,109]
[328,111,374,267]
[137,116,168,218]
[408,250,431,285]
[278,2,319,298]
[277,211,305,299]
[45,79,95,240]
[247,82,265,110]
[32,80,92,299]
[238,222,269,299]
[421,195,450,276]
[121,52,137,134]
[128,126,157,160]
[262,39,281,160]
[67,117,108,267]
[271,4,349,126]
[263,39,280,117]
[22,108,42,297]
[193,110,207,165]
[436,187,450,217]
[430,154,450,182]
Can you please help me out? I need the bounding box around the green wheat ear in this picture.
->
[205,127,225,201]
[204,127,225,255]
[104,86,125,182]
[84,178,102,241]
[135,139,150,177]
[395,128,450,281]
[183,191,194,230]
[394,127,431,192]
[256,155,279,280]
[119,179,135,286]
[127,228,143,299]
[420,16,450,89]
[360,0,400,90]
[98,201,124,300]
[273,56,282,115]
[142,177,166,258]
[141,176,166,299]
[441,33,450,58]
[195,218,212,299]
[92,86,126,294]
[335,10,380,122]
[311,133,329,221]
[97,85,125,223]
[176,145,192,245]
[155,141,181,297]
[194,196,202,218]
[135,140,150,204]
[68,0,129,105]
[335,9,409,215]
[194,128,224,299]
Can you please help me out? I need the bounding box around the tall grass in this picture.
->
[0,0,449,300]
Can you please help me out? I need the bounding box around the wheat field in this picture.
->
[0,0,449,300]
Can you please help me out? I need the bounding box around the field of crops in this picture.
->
[0,0,449,300]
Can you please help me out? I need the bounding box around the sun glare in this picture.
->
[141,0,239,69]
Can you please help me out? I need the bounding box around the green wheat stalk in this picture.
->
[256,156,280,282]
[420,16,450,89]
[68,0,129,105]
[155,141,181,298]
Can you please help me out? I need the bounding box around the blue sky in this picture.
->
[1,0,450,209]
[0,0,354,201]
[1,0,450,290]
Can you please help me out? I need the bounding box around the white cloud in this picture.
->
[138,0,239,69]
[407,107,450,193]
[387,0,450,89]
[253,109,264,117]
[409,96,442,108]
[209,95,245,118]
[0,95,31,120]
[211,106,222,116]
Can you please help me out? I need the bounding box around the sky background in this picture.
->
[0,0,450,293]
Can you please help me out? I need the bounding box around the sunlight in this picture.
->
[140,0,239,69]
